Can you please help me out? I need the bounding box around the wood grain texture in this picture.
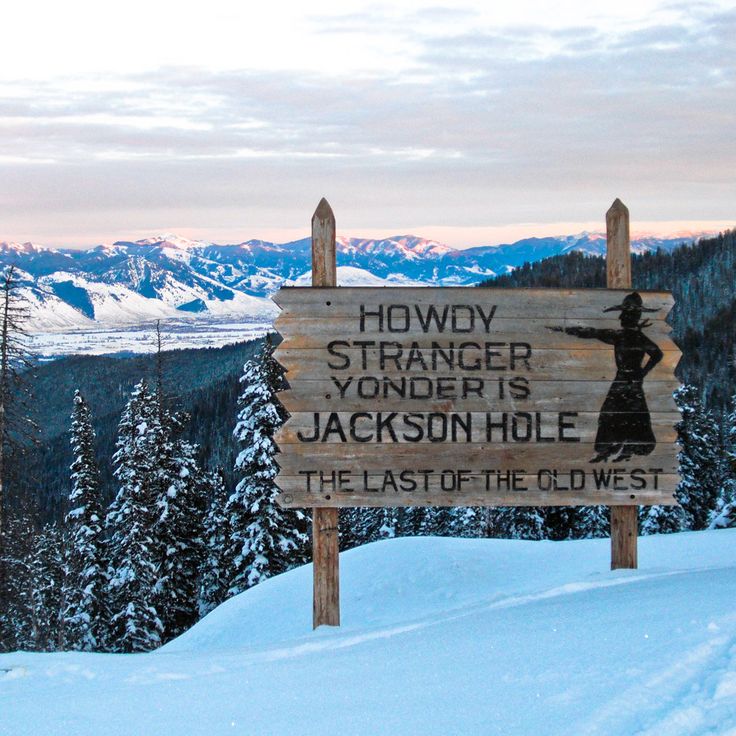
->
[276,485,679,508]
[274,347,682,381]
[312,506,339,626]
[275,442,680,473]
[606,199,632,290]
[611,505,638,568]
[277,380,680,413]
[607,198,639,571]
[310,197,340,629]
[274,286,673,318]
[275,319,677,351]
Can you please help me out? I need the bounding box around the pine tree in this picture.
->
[151,408,206,641]
[446,507,482,538]
[0,503,35,651]
[545,507,582,541]
[339,507,366,550]
[28,524,64,651]
[675,385,721,529]
[711,395,736,529]
[418,507,441,536]
[224,336,308,595]
[376,507,397,539]
[396,507,425,537]
[572,506,610,539]
[61,390,106,651]
[141,321,208,641]
[489,506,546,540]
[0,266,38,639]
[640,503,687,535]
[105,380,163,652]
[199,468,231,617]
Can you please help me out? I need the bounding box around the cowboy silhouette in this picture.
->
[548,292,663,462]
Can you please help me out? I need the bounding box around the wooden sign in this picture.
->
[274,286,681,508]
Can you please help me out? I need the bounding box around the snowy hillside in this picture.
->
[3,530,736,735]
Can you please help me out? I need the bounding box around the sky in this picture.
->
[1,0,734,249]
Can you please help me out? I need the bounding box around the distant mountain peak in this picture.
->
[0,241,41,254]
[0,228,718,334]
[123,234,211,250]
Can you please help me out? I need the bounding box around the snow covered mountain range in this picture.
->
[0,231,709,332]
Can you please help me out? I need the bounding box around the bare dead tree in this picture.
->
[0,265,39,645]
[152,319,175,424]
[0,265,38,535]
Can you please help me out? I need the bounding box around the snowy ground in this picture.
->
[3,530,736,735]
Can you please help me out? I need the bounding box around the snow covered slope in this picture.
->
[3,530,736,735]
[0,230,709,334]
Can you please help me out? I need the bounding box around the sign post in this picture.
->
[607,198,638,569]
[275,198,680,625]
[310,198,340,628]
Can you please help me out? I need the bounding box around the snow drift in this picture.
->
[2,531,736,735]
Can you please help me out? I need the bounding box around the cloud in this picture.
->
[0,2,733,244]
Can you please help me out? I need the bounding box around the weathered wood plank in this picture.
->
[277,380,680,413]
[275,442,680,473]
[275,476,680,508]
[275,411,679,444]
[273,286,674,319]
[274,346,682,381]
[275,321,677,351]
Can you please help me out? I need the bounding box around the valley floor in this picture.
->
[3,530,736,735]
[30,319,272,358]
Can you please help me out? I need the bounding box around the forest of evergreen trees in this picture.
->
[0,338,309,652]
[0,230,734,653]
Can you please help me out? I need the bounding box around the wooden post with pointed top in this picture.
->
[311,197,340,627]
[607,198,638,570]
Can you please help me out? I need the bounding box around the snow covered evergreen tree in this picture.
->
[544,507,579,540]
[640,503,687,535]
[417,507,441,536]
[489,506,546,540]
[376,507,398,539]
[711,395,736,529]
[105,381,163,652]
[28,524,64,651]
[396,507,425,537]
[151,408,206,641]
[224,336,308,595]
[0,504,35,651]
[61,390,107,651]
[675,384,721,529]
[199,468,231,617]
[446,506,482,538]
[339,507,366,550]
[571,506,610,539]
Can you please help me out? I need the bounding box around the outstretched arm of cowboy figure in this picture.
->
[546,326,618,344]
